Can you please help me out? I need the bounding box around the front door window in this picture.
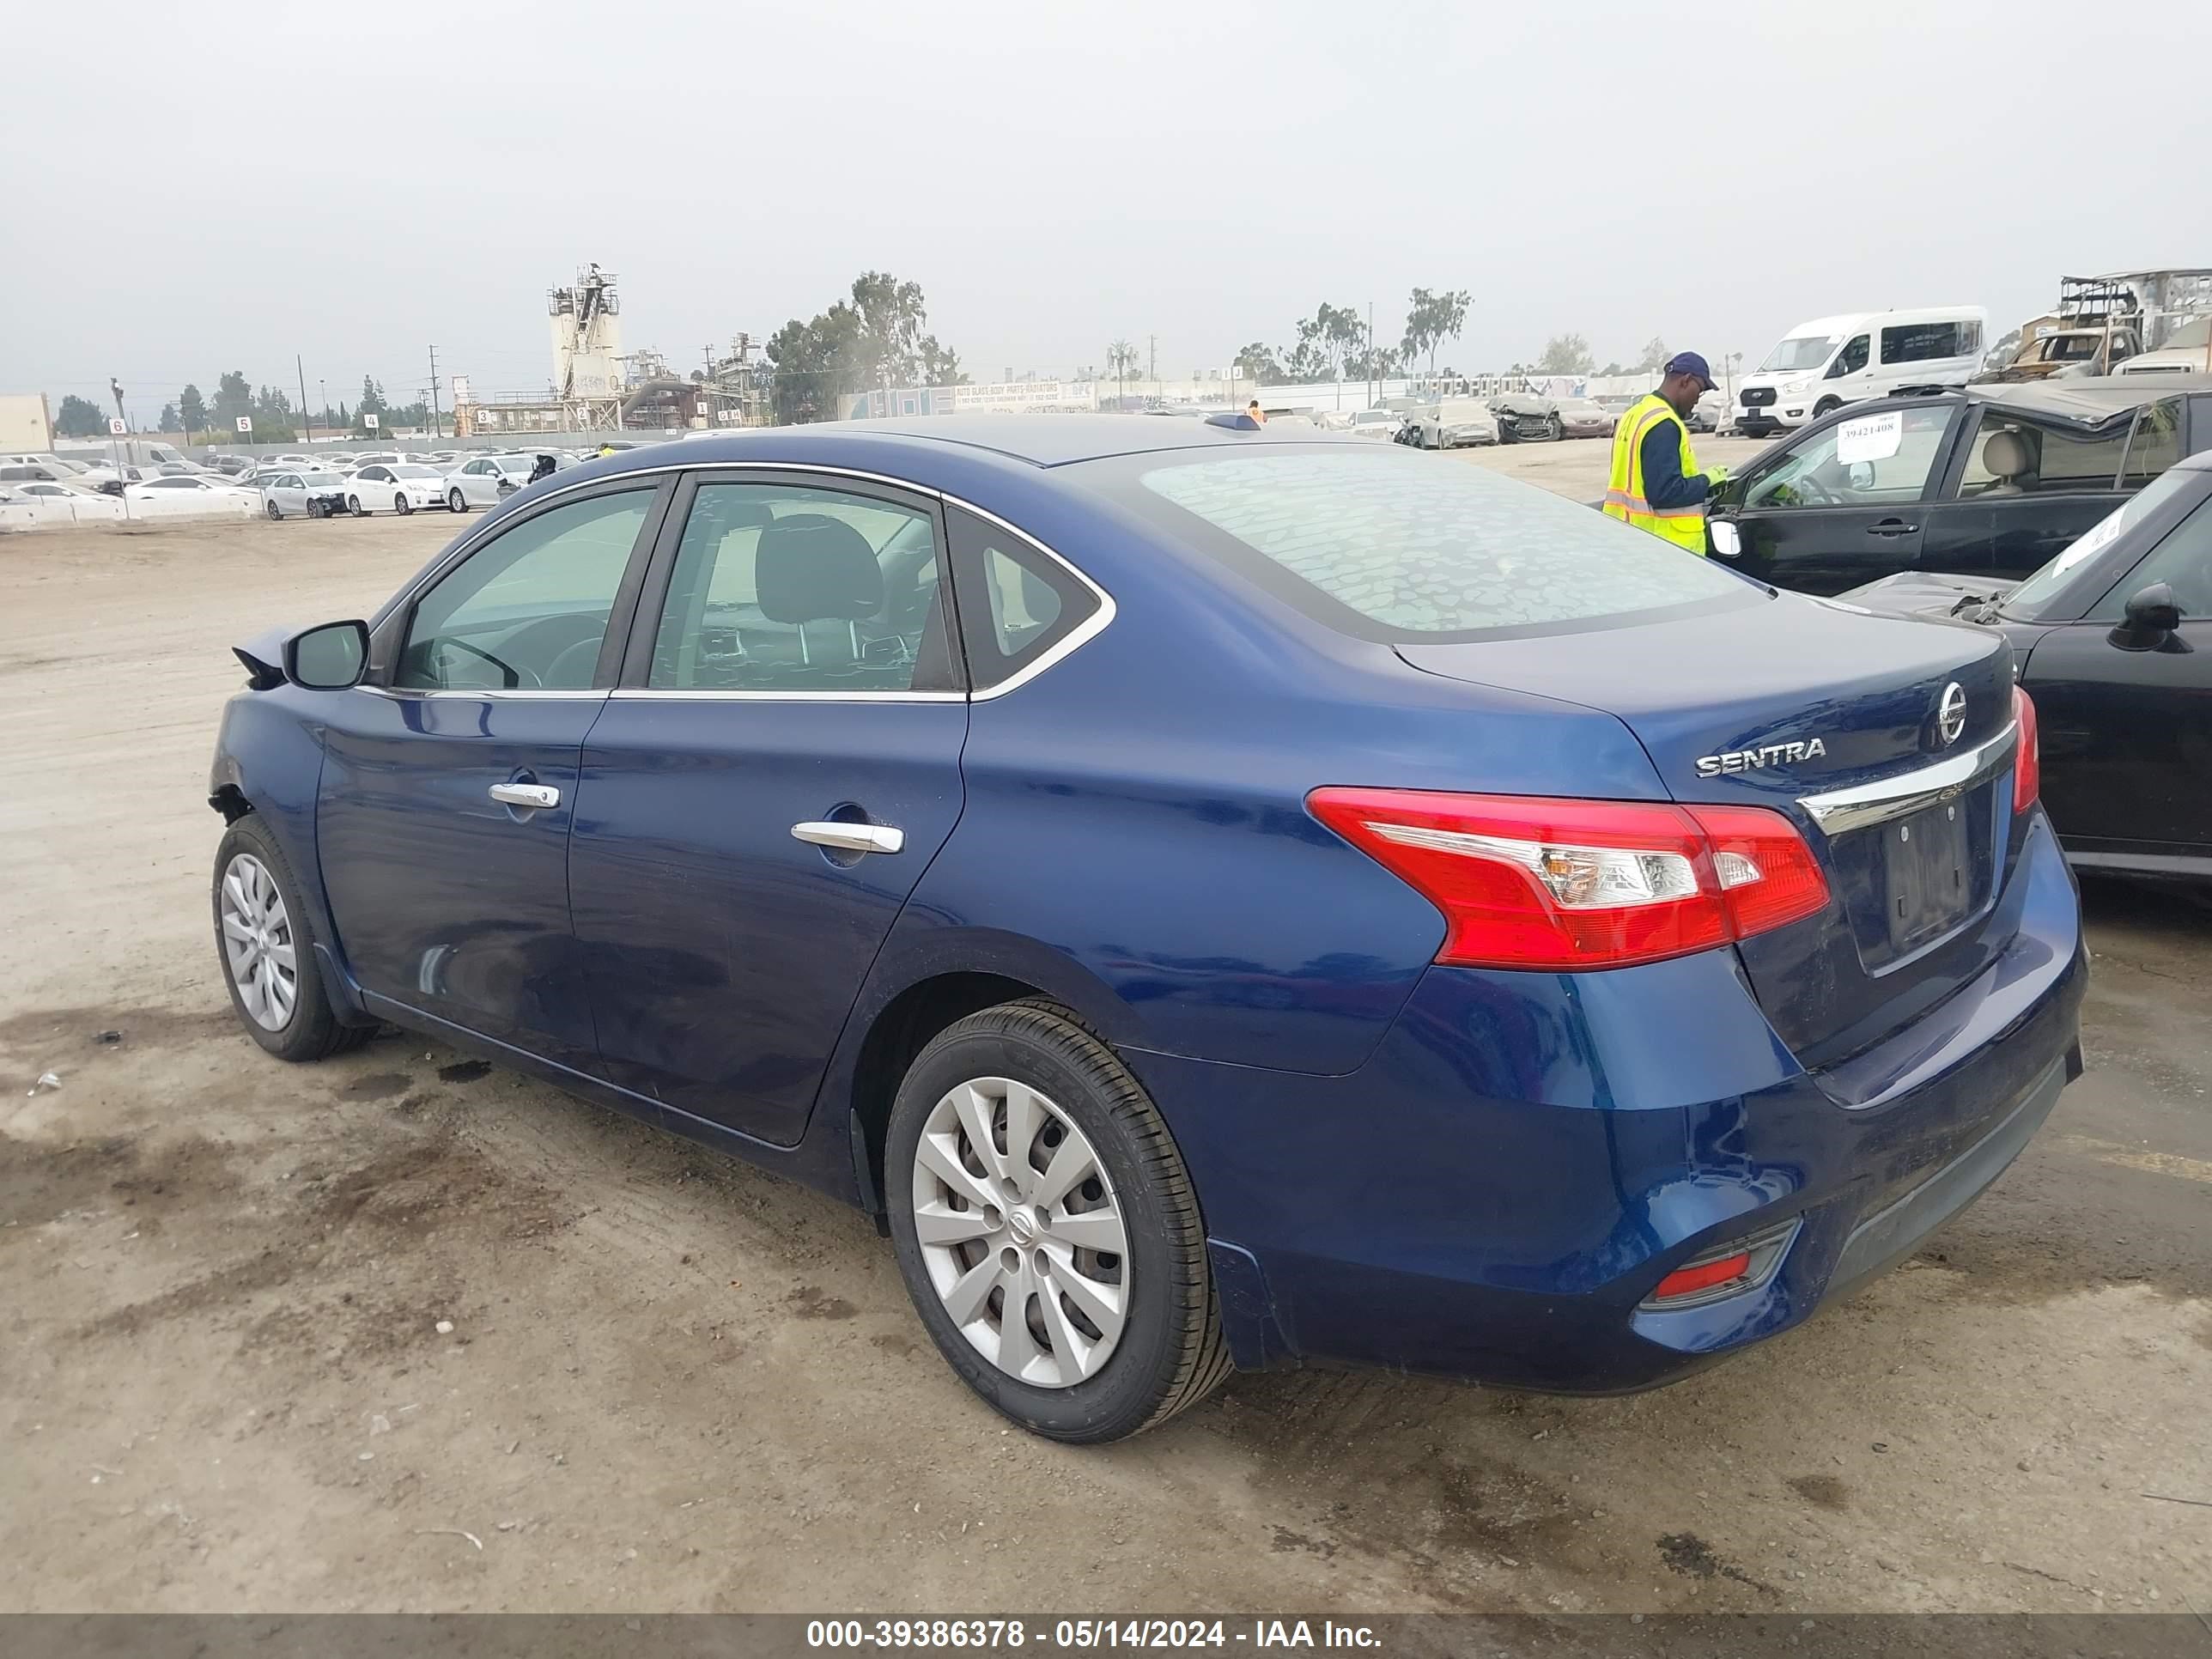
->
[397,490,653,690]
[1744,406,1950,509]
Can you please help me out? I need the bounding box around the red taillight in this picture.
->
[1650,1252,1753,1301]
[2012,684,2039,813]
[1306,788,1832,971]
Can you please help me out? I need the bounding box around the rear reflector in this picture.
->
[1307,789,1831,970]
[2012,684,2039,814]
[1651,1253,1752,1301]
[1641,1219,1802,1310]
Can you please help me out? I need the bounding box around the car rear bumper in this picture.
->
[1125,810,2086,1389]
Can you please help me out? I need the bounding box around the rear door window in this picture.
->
[643,480,956,693]
[1957,411,2133,497]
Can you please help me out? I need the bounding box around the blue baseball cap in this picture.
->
[1664,351,1715,390]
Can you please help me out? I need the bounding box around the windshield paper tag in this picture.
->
[2054,510,2123,573]
[1835,411,1903,465]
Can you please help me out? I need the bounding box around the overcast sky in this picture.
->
[7,0,2209,419]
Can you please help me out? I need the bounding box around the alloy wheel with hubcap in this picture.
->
[219,852,297,1031]
[265,499,282,520]
[395,493,412,514]
[885,999,1232,1442]
[910,1075,1130,1388]
[448,488,466,513]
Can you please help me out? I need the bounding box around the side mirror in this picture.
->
[2108,583,2189,653]
[285,619,370,689]
[2124,582,2182,633]
[1846,460,1876,492]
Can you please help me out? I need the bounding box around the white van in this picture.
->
[1735,306,1987,436]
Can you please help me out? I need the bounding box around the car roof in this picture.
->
[648,414,1364,470]
[1966,374,2212,425]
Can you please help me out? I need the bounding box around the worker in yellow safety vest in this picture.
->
[1602,351,1730,554]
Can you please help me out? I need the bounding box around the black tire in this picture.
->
[394,492,413,515]
[212,816,370,1063]
[1547,415,1565,441]
[1813,398,1841,420]
[265,498,283,520]
[348,495,367,517]
[886,999,1232,1443]
[447,488,467,513]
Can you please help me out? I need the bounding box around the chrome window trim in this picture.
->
[611,688,965,704]
[954,498,1117,702]
[1796,720,2020,836]
[381,460,1117,705]
[359,686,611,702]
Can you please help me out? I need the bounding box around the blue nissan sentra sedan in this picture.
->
[208,415,2085,1442]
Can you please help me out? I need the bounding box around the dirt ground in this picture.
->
[3,458,2208,1616]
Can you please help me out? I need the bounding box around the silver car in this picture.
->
[442,453,546,512]
[260,470,350,520]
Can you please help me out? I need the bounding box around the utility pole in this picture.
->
[297,355,313,445]
[1147,333,1158,399]
[319,380,328,435]
[427,345,443,440]
[1368,301,1376,410]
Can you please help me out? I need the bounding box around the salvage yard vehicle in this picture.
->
[208,416,2084,1443]
[1735,306,1987,437]
[1345,409,1403,441]
[1838,449,2212,883]
[259,470,350,520]
[1705,377,2212,593]
[343,462,453,515]
[1492,392,1615,441]
[1400,398,1498,448]
[444,453,544,512]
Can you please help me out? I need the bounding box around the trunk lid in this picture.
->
[1397,594,2024,1068]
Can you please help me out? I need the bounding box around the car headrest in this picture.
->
[755,514,884,623]
[1982,429,2033,479]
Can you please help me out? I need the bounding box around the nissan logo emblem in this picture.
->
[1936,683,1968,749]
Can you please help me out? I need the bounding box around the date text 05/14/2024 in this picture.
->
[805,1620,1382,1650]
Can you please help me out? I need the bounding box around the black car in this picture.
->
[1840,449,2212,882]
[1705,376,2212,595]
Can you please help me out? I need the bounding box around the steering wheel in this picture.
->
[1790,473,1841,507]
[436,637,538,690]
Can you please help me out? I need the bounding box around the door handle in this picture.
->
[1867,519,1918,537]
[792,820,905,855]
[489,782,560,810]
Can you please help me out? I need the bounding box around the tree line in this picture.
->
[53,373,431,443]
[765,271,965,425]
[1230,289,1677,386]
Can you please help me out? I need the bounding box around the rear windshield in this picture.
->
[1110,447,1756,641]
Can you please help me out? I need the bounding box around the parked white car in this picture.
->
[1346,408,1405,441]
[343,462,453,515]
[260,470,351,520]
[123,476,262,519]
[442,453,542,511]
[2,480,128,521]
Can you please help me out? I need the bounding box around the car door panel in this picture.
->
[313,482,669,1066]
[569,699,968,1145]
[568,471,969,1146]
[317,694,605,1066]
[1711,403,1959,595]
[2023,621,2212,854]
